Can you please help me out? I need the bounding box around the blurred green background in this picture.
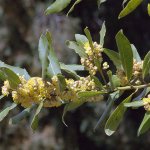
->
[0,0,150,149]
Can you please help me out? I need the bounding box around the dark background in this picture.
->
[0,0,150,149]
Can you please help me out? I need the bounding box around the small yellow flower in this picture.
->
[103,62,109,70]
[2,80,11,96]
[1,74,102,108]
[80,41,103,76]
[143,98,150,111]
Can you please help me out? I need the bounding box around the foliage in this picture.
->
[0,0,150,137]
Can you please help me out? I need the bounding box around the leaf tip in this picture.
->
[62,116,68,127]
[105,129,114,136]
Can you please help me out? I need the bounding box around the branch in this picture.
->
[115,83,150,91]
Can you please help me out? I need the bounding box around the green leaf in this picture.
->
[146,87,150,95]
[148,3,150,16]
[124,101,144,108]
[0,60,30,80]
[142,51,150,79]
[0,70,6,81]
[62,100,85,126]
[47,32,61,78]
[111,75,121,88]
[133,88,147,101]
[0,67,21,89]
[116,30,133,80]
[94,58,102,73]
[38,32,50,79]
[131,44,141,62]
[94,91,121,130]
[105,94,133,136]
[84,27,94,50]
[31,102,43,131]
[66,41,87,58]
[118,0,143,19]
[107,70,114,90]
[45,0,71,15]
[91,76,104,90]
[0,103,17,122]
[138,112,150,136]
[60,63,80,79]
[77,91,105,99]
[9,105,36,125]
[100,21,106,46]
[75,34,88,46]
[94,96,114,130]
[67,0,81,16]
[103,48,121,69]
[57,74,67,92]
[60,63,84,71]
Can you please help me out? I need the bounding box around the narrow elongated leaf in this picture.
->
[60,63,84,71]
[38,32,49,79]
[142,51,150,79]
[0,67,21,89]
[138,112,150,136]
[77,91,105,99]
[66,41,87,58]
[94,91,121,130]
[116,30,133,80]
[131,44,141,62]
[105,94,133,136]
[91,76,104,90]
[0,103,17,122]
[132,88,147,101]
[84,27,94,50]
[0,60,30,80]
[31,102,43,131]
[9,105,36,124]
[62,100,85,126]
[45,0,71,15]
[75,34,88,46]
[94,58,102,72]
[107,70,114,90]
[124,101,144,108]
[60,63,80,79]
[100,21,106,46]
[148,3,150,16]
[57,74,67,92]
[47,33,61,78]
[119,0,143,19]
[67,0,81,16]
[94,97,114,130]
[103,48,121,69]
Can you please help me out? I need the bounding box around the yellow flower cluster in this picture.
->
[66,76,103,102]
[51,76,98,103]
[81,42,103,75]
[2,76,61,108]
[133,59,143,77]
[143,94,150,111]
[116,59,143,86]
[1,75,102,108]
